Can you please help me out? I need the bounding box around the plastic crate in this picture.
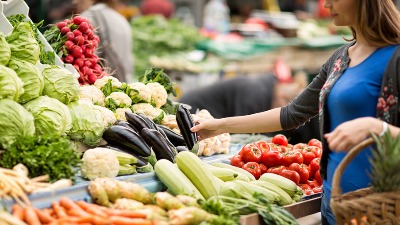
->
[0,0,79,78]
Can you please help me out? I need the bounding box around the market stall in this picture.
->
[0,1,325,224]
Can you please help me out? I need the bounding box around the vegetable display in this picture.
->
[230,134,323,195]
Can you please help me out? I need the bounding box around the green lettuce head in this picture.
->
[8,58,44,104]
[24,96,72,136]
[68,101,105,146]
[0,99,35,149]
[0,33,11,65]
[42,65,80,104]
[6,22,40,65]
[0,65,24,101]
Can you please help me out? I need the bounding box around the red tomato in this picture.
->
[254,141,270,153]
[271,134,288,146]
[309,158,320,178]
[279,169,300,184]
[314,170,323,185]
[293,143,308,151]
[266,165,286,175]
[300,146,318,165]
[241,144,262,163]
[312,186,322,193]
[242,162,261,179]
[261,149,283,167]
[307,179,320,188]
[230,155,244,168]
[288,163,309,184]
[282,150,304,167]
[303,189,315,195]
[259,163,268,175]
[308,138,322,149]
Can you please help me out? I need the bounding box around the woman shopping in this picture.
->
[190,0,400,224]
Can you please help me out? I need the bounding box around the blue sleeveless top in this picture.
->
[324,45,398,200]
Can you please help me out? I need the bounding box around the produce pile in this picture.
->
[229,134,323,195]
[131,15,204,77]
[44,15,106,85]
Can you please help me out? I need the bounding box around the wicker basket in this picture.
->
[330,138,400,225]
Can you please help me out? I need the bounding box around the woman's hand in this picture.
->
[190,118,225,141]
[324,117,382,152]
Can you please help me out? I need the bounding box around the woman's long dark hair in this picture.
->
[349,0,400,46]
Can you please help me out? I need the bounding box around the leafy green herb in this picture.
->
[0,135,81,182]
[201,193,299,225]
[139,68,176,96]
[7,14,55,65]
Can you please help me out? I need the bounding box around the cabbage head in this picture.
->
[68,101,105,146]
[42,65,80,104]
[8,58,43,104]
[24,96,72,136]
[6,22,40,65]
[0,65,24,101]
[0,33,11,65]
[0,99,35,149]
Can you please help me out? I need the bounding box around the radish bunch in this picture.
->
[45,15,107,85]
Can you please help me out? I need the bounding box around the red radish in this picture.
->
[89,56,99,66]
[73,29,82,37]
[74,58,84,68]
[73,16,84,25]
[66,32,75,41]
[84,60,92,68]
[64,40,74,49]
[85,29,93,37]
[85,48,94,56]
[74,35,85,46]
[64,55,74,64]
[60,26,70,34]
[88,73,97,84]
[71,46,83,58]
[79,22,89,33]
[57,21,67,30]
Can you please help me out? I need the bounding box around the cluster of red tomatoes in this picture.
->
[230,134,323,195]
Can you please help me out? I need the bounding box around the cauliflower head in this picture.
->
[79,85,106,106]
[129,82,152,104]
[93,105,117,128]
[81,147,120,180]
[94,76,122,90]
[131,103,165,124]
[115,107,132,121]
[105,92,132,111]
[147,82,168,108]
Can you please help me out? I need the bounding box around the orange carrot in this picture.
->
[75,201,108,217]
[34,208,55,224]
[106,209,147,219]
[66,209,91,218]
[24,206,42,225]
[52,202,67,218]
[108,216,152,225]
[59,198,90,217]
[11,204,25,221]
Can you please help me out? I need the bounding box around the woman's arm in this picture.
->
[191,108,282,140]
[324,117,400,152]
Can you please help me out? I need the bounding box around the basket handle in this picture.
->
[331,137,376,199]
